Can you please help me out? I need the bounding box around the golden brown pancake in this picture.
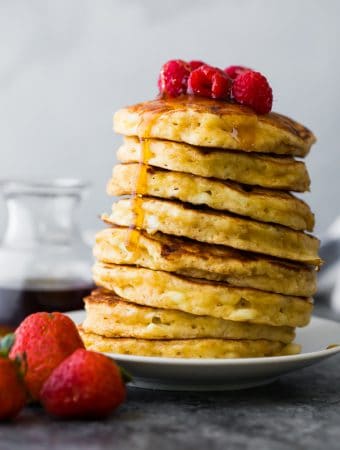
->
[113,96,315,156]
[109,164,314,231]
[79,329,301,358]
[104,198,321,264]
[83,289,296,343]
[94,227,317,297]
[93,263,313,327]
[118,136,311,192]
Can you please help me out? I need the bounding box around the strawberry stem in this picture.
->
[0,333,15,357]
[119,366,132,383]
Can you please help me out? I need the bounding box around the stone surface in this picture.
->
[1,305,340,450]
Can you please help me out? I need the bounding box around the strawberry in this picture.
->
[40,349,126,419]
[9,312,84,401]
[0,356,26,421]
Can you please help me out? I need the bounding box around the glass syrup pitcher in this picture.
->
[0,179,94,332]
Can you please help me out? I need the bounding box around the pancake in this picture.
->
[79,329,301,358]
[83,289,296,343]
[94,228,317,297]
[113,96,315,156]
[109,164,314,231]
[104,198,321,264]
[117,136,311,192]
[93,263,313,327]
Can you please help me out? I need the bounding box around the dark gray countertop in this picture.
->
[1,304,340,450]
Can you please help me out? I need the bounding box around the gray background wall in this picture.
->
[1,0,339,236]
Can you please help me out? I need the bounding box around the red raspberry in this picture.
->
[187,65,231,100]
[224,65,251,80]
[188,60,205,71]
[158,59,191,97]
[232,70,273,114]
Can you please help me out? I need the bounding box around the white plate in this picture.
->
[68,312,340,391]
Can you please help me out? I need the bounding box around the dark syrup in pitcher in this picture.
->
[0,279,94,332]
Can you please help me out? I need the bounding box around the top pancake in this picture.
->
[114,96,316,156]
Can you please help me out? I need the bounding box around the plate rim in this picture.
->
[67,311,340,366]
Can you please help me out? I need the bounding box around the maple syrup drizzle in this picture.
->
[123,96,257,249]
[185,94,257,151]
[235,123,257,151]
[125,111,158,250]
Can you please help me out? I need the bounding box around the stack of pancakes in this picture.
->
[80,96,321,358]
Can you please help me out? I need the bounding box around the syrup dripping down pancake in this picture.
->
[118,136,311,192]
[94,227,317,297]
[104,197,321,264]
[108,164,314,231]
[114,96,315,157]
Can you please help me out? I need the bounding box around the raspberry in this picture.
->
[158,59,191,97]
[224,65,250,80]
[188,60,205,71]
[232,70,273,114]
[187,65,231,100]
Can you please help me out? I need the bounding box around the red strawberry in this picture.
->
[224,65,251,80]
[40,349,126,419]
[187,64,231,100]
[9,312,84,401]
[0,357,26,420]
[232,70,273,114]
[158,59,191,97]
